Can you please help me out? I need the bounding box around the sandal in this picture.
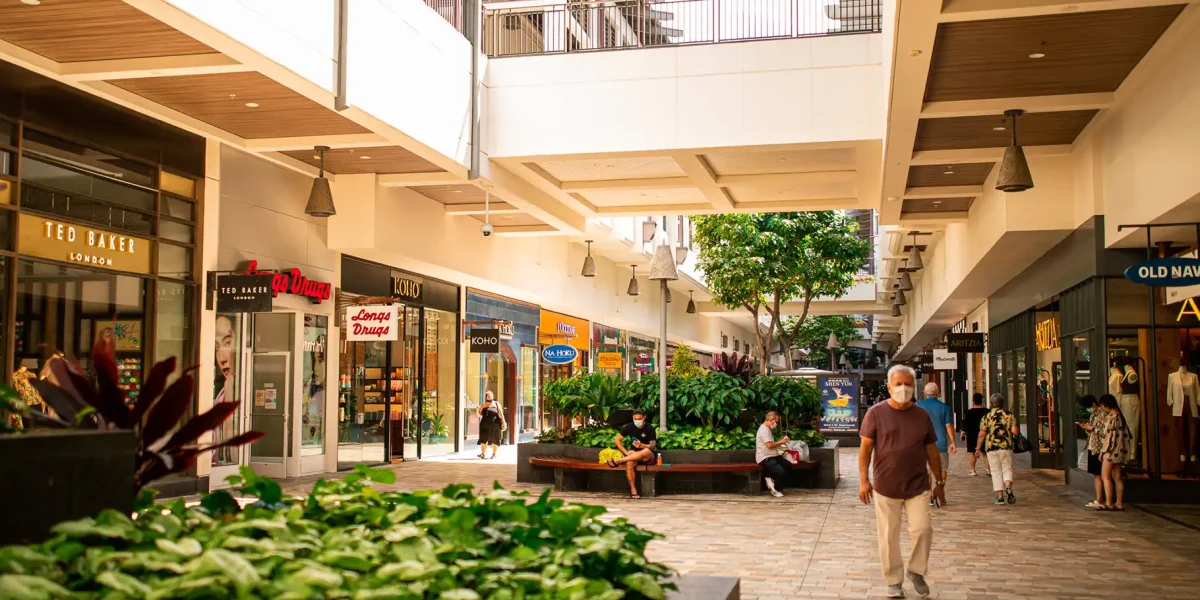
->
[1094,504,1111,511]
[607,459,618,468]
[630,493,641,499]
[1114,506,1126,512]
[1085,501,1104,509]
[477,453,486,459]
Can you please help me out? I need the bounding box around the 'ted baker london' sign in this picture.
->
[19,214,154,274]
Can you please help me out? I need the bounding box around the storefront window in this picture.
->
[1107,331,1148,473]
[301,314,328,455]
[1034,311,1062,459]
[1014,349,1027,437]
[212,313,242,467]
[338,335,388,468]
[592,323,627,379]
[422,309,457,457]
[630,335,657,379]
[520,346,538,434]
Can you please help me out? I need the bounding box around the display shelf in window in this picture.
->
[117,357,141,405]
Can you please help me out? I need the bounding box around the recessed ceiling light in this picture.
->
[1028,52,1046,59]
[244,102,259,108]
[450,189,462,193]
[993,126,1006,131]
[359,155,371,160]
[21,0,41,5]
[932,200,942,205]
[943,170,954,175]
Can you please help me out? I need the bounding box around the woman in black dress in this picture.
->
[477,391,506,459]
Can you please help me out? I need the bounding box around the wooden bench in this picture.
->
[528,456,819,496]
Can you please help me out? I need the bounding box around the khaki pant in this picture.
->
[986,449,1014,492]
[873,491,933,586]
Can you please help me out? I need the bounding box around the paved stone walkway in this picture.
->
[280,449,1200,599]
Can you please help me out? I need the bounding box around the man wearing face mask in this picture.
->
[756,411,792,497]
[859,364,941,599]
[607,410,658,499]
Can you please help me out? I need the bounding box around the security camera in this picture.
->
[481,223,494,237]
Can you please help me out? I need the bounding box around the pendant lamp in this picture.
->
[686,290,697,314]
[648,243,680,281]
[894,289,907,306]
[827,332,840,349]
[627,265,640,296]
[304,146,336,217]
[581,240,596,277]
[907,232,924,271]
[641,217,657,243]
[675,244,688,265]
[996,109,1034,192]
[898,259,914,291]
[891,303,903,317]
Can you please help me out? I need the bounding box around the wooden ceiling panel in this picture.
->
[907,163,993,187]
[282,147,441,175]
[726,180,856,203]
[581,187,708,207]
[536,157,684,182]
[111,72,370,138]
[902,197,975,214]
[470,213,545,227]
[914,110,1096,152]
[410,184,487,205]
[704,148,857,176]
[0,0,214,63]
[925,6,1185,102]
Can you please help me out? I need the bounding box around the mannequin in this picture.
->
[1166,358,1200,468]
[1108,365,1123,396]
[1118,363,1141,460]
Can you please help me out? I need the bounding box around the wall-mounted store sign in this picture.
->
[932,349,958,370]
[1035,316,1060,352]
[498,321,514,340]
[946,333,985,353]
[19,214,154,274]
[1124,257,1200,287]
[346,305,399,341]
[542,344,579,365]
[391,276,423,302]
[538,309,589,351]
[243,260,331,304]
[215,273,274,313]
[596,352,623,369]
[469,328,500,353]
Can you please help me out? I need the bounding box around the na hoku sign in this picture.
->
[244,260,331,304]
[1124,257,1200,287]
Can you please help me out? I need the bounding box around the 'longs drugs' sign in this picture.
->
[1125,257,1200,287]
[345,305,399,341]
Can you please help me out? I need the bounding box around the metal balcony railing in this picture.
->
[482,0,882,58]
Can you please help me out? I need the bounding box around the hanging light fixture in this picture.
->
[898,259,914,291]
[641,217,657,244]
[996,109,1034,192]
[686,290,696,314]
[891,303,903,317]
[894,289,907,306]
[675,244,688,265]
[907,232,924,271]
[581,240,596,277]
[827,332,840,349]
[627,265,640,296]
[304,145,336,217]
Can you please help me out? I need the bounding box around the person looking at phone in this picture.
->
[757,411,792,498]
[606,410,658,499]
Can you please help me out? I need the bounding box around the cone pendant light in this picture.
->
[627,265,640,296]
[891,303,903,317]
[894,290,907,306]
[581,240,596,277]
[304,146,336,217]
[996,109,1034,192]
[907,232,924,271]
[686,290,697,314]
[898,259,914,291]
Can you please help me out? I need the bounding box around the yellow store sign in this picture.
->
[19,214,154,274]
[597,352,623,369]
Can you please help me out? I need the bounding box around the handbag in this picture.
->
[1013,431,1032,454]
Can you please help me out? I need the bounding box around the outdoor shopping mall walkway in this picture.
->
[280,449,1200,600]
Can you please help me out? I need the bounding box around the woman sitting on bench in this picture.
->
[607,410,658,498]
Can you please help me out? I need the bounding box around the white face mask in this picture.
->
[891,385,914,404]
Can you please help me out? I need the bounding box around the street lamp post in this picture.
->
[827,332,841,371]
[648,242,679,430]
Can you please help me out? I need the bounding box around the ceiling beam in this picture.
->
[696,299,894,316]
[58,53,252,81]
[443,202,520,215]
[898,211,971,225]
[559,177,692,192]
[377,172,462,187]
[920,92,1116,119]
[493,225,563,237]
[479,160,587,233]
[903,185,983,198]
[593,203,714,216]
[938,0,1192,23]
[244,134,393,152]
[732,198,869,212]
[909,144,1073,165]
[671,152,735,211]
[714,171,858,186]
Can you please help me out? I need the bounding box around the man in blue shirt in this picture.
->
[917,382,956,507]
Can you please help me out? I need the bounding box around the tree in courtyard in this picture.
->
[692,212,870,373]
[784,315,863,369]
[668,344,705,378]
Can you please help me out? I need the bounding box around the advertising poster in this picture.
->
[818,375,860,433]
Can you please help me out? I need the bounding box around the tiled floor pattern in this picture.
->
[279,449,1200,599]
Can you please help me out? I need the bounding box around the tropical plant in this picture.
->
[748,375,823,435]
[675,372,752,428]
[0,465,676,599]
[573,426,620,449]
[693,212,871,372]
[710,352,754,385]
[783,314,863,368]
[667,345,704,378]
[542,373,591,423]
[0,338,262,492]
[656,425,756,451]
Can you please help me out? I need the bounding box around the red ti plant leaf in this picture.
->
[163,401,239,450]
[194,430,265,454]
[89,336,132,427]
[131,356,177,427]
[140,371,195,451]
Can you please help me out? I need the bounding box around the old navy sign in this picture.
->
[244,260,331,304]
[542,344,578,365]
[1124,257,1200,287]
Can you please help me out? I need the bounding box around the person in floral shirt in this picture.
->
[1094,394,1131,511]
[975,394,1019,506]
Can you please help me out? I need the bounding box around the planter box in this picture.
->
[0,429,135,545]
[809,440,841,489]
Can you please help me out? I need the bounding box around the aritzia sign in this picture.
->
[243,260,332,304]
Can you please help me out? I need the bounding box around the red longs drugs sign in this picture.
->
[244,260,331,304]
[345,305,399,341]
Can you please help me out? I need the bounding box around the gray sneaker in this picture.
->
[886,584,906,598]
[907,571,930,597]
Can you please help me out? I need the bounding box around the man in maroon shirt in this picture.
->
[859,364,942,598]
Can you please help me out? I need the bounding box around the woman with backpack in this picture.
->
[976,394,1020,506]
[1093,394,1131,511]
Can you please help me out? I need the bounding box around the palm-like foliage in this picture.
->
[710,352,754,385]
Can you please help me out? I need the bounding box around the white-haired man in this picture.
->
[916,381,956,507]
[859,364,941,598]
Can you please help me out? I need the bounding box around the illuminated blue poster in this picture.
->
[818,375,860,433]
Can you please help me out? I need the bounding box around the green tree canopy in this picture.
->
[784,315,864,368]
[693,212,870,372]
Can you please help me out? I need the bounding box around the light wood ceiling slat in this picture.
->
[111,72,370,139]
[914,110,1097,152]
[902,197,975,214]
[470,213,545,227]
[907,163,993,187]
[925,5,1185,102]
[411,184,488,205]
[282,147,442,175]
[0,0,214,63]
[535,157,685,181]
[703,148,857,176]
[581,187,708,207]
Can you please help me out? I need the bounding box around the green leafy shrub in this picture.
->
[0,465,675,599]
[544,373,628,426]
[573,426,620,449]
[667,345,704,378]
[748,375,823,433]
[657,425,756,451]
[675,372,752,428]
[542,374,590,423]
